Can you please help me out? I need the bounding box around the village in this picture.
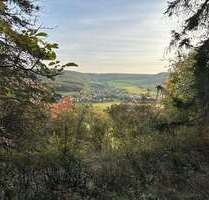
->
[69,86,156,104]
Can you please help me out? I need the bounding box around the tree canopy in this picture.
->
[0,0,78,147]
[166,0,209,121]
[0,0,77,104]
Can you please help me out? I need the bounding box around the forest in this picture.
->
[1,0,209,199]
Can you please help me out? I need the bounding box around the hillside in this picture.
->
[53,71,168,95]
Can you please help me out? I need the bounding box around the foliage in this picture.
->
[166,0,209,124]
[166,53,196,103]
[107,104,156,140]
[50,96,74,119]
[1,96,209,199]
[48,105,111,155]
[1,0,209,199]
[0,151,93,200]
[163,52,199,124]
[92,101,120,112]
[0,0,77,148]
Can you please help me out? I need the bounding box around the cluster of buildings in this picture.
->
[70,87,155,104]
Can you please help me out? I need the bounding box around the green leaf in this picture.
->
[36,32,48,37]
[50,43,59,49]
[64,62,78,67]
[49,62,56,66]
[46,51,56,60]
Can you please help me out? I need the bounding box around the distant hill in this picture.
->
[52,71,169,95]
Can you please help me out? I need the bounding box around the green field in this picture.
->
[92,101,120,111]
[107,80,156,96]
[107,80,144,94]
[122,86,148,94]
[53,71,168,94]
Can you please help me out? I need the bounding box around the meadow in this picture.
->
[53,71,167,95]
[92,101,120,111]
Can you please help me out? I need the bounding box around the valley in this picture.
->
[51,71,168,105]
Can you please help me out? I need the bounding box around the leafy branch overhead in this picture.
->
[166,0,209,123]
[166,0,209,49]
[0,0,77,106]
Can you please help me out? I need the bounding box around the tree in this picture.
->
[166,52,197,108]
[166,0,209,49]
[0,0,77,102]
[166,0,209,124]
[0,0,77,146]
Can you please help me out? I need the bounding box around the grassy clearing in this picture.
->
[122,85,147,95]
[92,101,120,111]
[107,80,153,95]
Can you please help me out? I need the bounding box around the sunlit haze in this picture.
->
[40,0,171,74]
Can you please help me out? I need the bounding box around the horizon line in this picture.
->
[64,69,168,75]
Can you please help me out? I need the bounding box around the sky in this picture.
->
[39,0,172,74]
